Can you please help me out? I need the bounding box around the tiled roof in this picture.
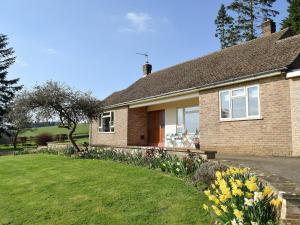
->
[104,29,300,107]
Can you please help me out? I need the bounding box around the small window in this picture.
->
[219,85,260,120]
[220,91,230,119]
[99,111,115,133]
[176,106,199,134]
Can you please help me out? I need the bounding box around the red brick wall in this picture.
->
[127,107,148,146]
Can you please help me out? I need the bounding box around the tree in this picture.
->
[215,4,239,49]
[228,0,279,41]
[281,0,300,35]
[0,34,23,136]
[25,81,102,152]
[5,93,32,149]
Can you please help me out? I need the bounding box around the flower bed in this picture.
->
[202,167,281,225]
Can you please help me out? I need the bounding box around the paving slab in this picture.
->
[216,154,300,194]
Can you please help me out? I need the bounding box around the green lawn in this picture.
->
[19,123,89,137]
[0,154,211,225]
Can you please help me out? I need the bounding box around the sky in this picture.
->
[1,0,288,100]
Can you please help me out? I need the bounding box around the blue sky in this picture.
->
[1,0,288,99]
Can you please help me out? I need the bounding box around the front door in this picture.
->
[147,110,165,146]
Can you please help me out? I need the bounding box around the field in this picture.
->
[19,123,89,137]
[0,154,211,225]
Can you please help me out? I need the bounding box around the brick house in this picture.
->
[90,21,300,156]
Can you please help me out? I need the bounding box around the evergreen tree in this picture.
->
[215,4,239,49]
[228,0,279,41]
[281,0,300,35]
[0,34,22,135]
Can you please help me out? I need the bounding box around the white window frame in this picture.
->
[219,85,261,121]
[176,106,199,134]
[98,111,115,133]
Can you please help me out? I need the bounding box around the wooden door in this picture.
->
[147,110,165,146]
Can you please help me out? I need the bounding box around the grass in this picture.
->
[0,154,211,225]
[19,123,89,137]
[0,144,36,152]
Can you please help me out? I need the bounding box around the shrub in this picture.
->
[35,133,53,146]
[202,167,281,225]
[63,146,76,155]
[193,161,228,185]
[19,137,27,145]
[54,134,68,142]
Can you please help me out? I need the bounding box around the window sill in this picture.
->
[219,117,263,122]
[98,132,115,134]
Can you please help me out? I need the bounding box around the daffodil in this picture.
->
[263,186,273,197]
[245,179,257,192]
[244,198,254,207]
[233,209,243,220]
[221,204,228,212]
[212,205,222,216]
[270,198,282,207]
[202,204,208,211]
[254,192,263,202]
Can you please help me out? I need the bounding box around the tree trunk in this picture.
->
[13,130,19,149]
[68,124,80,152]
[250,0,254,40]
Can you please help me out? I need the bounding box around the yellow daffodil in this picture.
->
[212,205,222,216]
[263,186,273,197]
[245,179,258,192]
[233,209,243,220]
[245,192,253,199]
[204,190,210,196]
[249,176,257,183]
[270,198,282,207]
[216,171,222,180]
[202,204,208,211]
[220,205,228,212]
[232,188,244,197]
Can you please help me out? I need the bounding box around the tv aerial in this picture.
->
[136,52,149,63]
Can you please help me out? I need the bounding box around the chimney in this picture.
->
[262,19,276,37]
[143,62,152,76]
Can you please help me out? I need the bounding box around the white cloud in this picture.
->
[42,48,59,55]
[121,12,154,33]
[15,59,29,67]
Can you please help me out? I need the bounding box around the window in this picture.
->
[99,111,114,132]
[219,85,260,120]
[176,106,199,134]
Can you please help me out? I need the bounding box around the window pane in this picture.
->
[102,112,110,116]
[98,115,102,127]
[110,112,114,126]
[102,117,111,132]
[232,97,246,118]
[248,86,259,116]
[232,88,245,97]
[185,107,199,134]
[220,91,230,118]
[177,108,184,134]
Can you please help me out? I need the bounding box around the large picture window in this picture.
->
[176,106,199,134]
[219,85,260,120]
[99,111,114,132]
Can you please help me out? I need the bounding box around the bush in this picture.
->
[202,167,281,225]
[18,137,27,145]
[63,146,75,155]
[54,134,68,142]
[193,161,228,186]
[35,133,53,146]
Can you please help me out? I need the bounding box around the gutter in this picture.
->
[103,67,287,110]
[286,69,300,78]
